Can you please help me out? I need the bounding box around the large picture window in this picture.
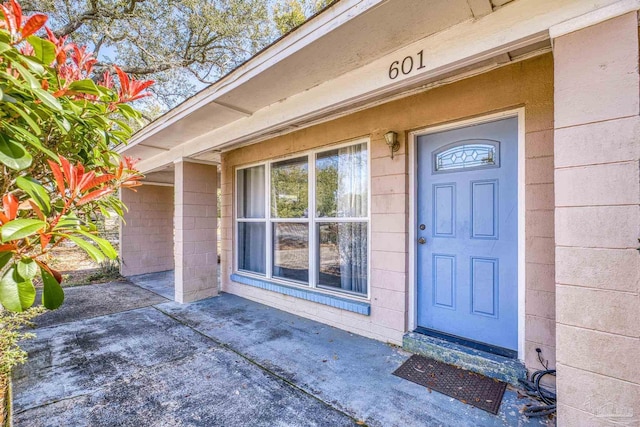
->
[235,140,369,297]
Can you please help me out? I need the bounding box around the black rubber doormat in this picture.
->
[393,354,507,415]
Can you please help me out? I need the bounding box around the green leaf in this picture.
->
[0,266,36,312]
[80,222,98,233]
[0,251,13,270]
[117,103,140,119]
[11,61,40,90]
[66,234,106,262]
[17,176,51,215]
[1,219,46,242]
[52,215,82,231]
[2,92,17,103]
[51,116,70,134]
[26,36,56,65]
[0,70,21,86]
[0,134,33,170]
[6,124,57,160]
[17,258,38,280]
[33,88,62,111]
[0,41,12,55]
[77,230,117,259]
[41,267,64,310]
[21,57,45,75]
[69,79,100,96]
[4,102,42,134]
[113,119,132,134]
[66,101,83,115]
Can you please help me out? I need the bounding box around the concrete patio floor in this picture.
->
[13,277,554,426]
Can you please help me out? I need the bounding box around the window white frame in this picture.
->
[234,137,371,301]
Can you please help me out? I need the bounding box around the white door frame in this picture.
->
[407,108,526,360]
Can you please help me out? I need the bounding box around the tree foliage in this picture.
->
[0,0,147,312]
[271,162,308,219]
[20,0,273,108]
[273,0,333,35]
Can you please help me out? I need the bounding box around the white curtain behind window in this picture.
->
[237,166,266,274]
[336,144,367,293]
[240,166,265,218]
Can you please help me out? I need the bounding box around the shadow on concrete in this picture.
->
[128,268,221,301]
[34,281,168,328]
[13,278,553,427]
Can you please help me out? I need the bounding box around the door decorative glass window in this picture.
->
[433,139,499,173]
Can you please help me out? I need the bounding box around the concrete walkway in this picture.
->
[13,279,553,426]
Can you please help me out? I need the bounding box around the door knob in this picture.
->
[418,237,426,244]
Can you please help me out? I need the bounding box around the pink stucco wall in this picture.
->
[553,12,640,424]
[120,185,174,276]
[174,161,218,303]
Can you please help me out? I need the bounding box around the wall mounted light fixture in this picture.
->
[384,131,400,159]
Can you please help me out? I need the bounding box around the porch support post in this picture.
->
[552,9,640,424]
[174,159,218,303]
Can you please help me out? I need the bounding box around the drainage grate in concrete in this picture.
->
[393,354,507,415]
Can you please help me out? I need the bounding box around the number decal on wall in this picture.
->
[388,61,399,79]
[388,50,426,80]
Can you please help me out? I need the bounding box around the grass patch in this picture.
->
[61,260,122,287]
[0,307,46,427]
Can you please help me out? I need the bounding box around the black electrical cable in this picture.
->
[519,369,557,417]
[537,349,549,370]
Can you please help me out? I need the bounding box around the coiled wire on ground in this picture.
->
[519,369,557,417]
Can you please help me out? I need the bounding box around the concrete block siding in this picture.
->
[174,161,218,303]
[120,161,219,304]
[553,13,640,424]
[120,185,174,276]
[221,52,557,376]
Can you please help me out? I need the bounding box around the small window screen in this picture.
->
[434,140,499,173]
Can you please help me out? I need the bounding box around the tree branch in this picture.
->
[54,0,146,37]
[100,61,191,75]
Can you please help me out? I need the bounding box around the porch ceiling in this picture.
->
[122,0,480,161]
[120,0,623,173]
[142,162,222,186]
[213,0,475,114]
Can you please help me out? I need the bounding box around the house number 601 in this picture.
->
[388,50,426,80]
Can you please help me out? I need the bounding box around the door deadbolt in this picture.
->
[419,224,426,230]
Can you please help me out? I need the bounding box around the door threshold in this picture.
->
[403,331,527,386]
[414,327,517,359]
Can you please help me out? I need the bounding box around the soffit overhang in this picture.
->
[120,0,628,173]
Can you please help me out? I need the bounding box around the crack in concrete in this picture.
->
[13,392,93,415]
[14,332,222,416]
[34,300,169,332]
[151,304,367,426]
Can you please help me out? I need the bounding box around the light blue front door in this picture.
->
[416,117,518,353]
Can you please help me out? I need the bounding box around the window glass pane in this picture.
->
[271,157,308,218]
[273,223,309,283]
[237,222,266,274]
[318,222,368,295]
[237,165,265,218]
[316,143,368,218]
[434,140,499,172]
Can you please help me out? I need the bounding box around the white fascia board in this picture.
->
[118,0,386,153]
[136,0,624,173]
[549,0,640,39]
